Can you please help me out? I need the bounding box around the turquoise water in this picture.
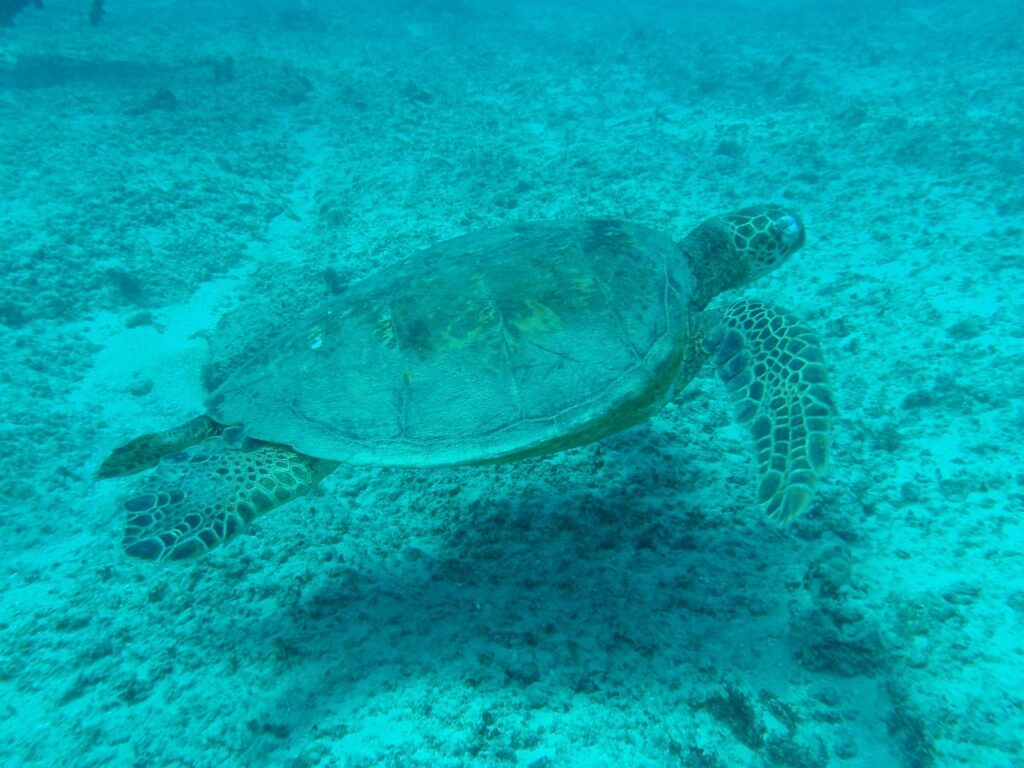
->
[1,1,1022,765]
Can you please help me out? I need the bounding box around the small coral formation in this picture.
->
[127,85,177,116]
[210,55,233,84]
[699,685,765,749]
[696,684,828,766]
[88,0,103,27]
[789,539,886,676]
[1,0,104,26]
[1,0,43,27]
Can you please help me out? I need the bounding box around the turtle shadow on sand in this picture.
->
[212,454,885,764]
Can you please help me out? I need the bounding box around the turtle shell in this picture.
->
[206,220,698,466]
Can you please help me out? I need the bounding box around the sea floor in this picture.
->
[1,1,1022,766]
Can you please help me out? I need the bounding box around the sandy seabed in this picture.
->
[1,1,1022,766]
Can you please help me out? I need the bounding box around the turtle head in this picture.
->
[683,204,805,307]
[722,204,805,282]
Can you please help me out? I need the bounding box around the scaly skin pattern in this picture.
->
[682,205,805,310]
[705,300,835,524]
[118,429,339,562]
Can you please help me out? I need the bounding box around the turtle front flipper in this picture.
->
[97,415,223,479]
[118,429,340,562]
[705,300,836,524]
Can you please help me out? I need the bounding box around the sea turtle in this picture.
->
[98,204,835,562]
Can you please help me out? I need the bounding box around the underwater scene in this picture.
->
[1,0,1022,765]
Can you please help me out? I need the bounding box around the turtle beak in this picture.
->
[775,211,805,257]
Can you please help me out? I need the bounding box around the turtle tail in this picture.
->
[704,300,836,524]
[117,428,340,562]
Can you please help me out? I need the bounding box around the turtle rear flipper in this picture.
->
[97,415,222,479]
[118,430,339,562]
[706,300,836,524]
